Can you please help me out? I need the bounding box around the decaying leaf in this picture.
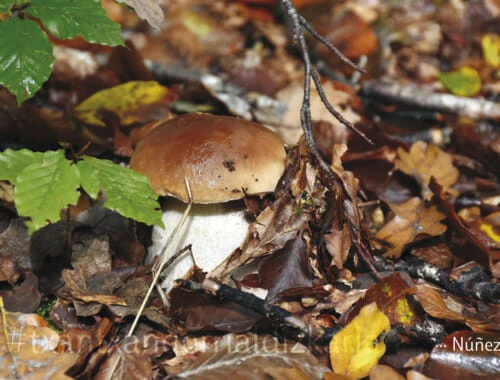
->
[171,333,328,379]
[0,308,78,379]
[375,197,447,258]
[345,273,419,329]
[74,81,172,127]
[329,302,390,379]
[395,142,459,200]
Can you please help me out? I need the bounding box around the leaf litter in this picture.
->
[1,0,500,379]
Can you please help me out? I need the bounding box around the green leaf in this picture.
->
[27,0,124,46]
[78,157,163,227]
[0,17,54,104]
[0,0,13,13]
[0,148,47,185]
[14,150,80,232]
[438,66,482,97]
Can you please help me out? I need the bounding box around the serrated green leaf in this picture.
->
[0,17,54,104]
[0,148,47,185]
[14,150,80,232]
[438,66,482,97]
[78,157,163,227]
[27,0,124,46]
[0,0,13,13]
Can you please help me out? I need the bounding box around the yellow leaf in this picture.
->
[438,67,481,97]
[74,81,170,127]
[481,34,500,68]
[329,303,390,379]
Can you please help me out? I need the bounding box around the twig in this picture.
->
[373,256,500,303]
[279,0,377,274]
[177,278,341,345]
[361,80,500,120]
[127,178,193,337]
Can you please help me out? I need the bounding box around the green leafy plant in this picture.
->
[0,148,163,233]
[0,0,124,104]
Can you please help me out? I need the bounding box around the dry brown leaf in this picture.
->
[171,333,328,380]
[375,198,447,258]
[410,284,500,332]
[0,310,77,379]
[116,0,164,30]
[395,142,459,200]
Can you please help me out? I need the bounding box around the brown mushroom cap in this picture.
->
[130,113,286,203]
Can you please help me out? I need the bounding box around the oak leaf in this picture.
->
[395,142,459,200]
[375,197,447,258]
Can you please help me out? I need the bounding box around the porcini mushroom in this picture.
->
[130,113,286,291]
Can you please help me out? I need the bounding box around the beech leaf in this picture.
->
[329,302,390,379]
[438,66,481,97]
[26,0,124,46]
[0,148,47,185]
[14,150,80,233]
[375,197,447,258]
[77,156,163,227]
[0,17,54,104]
[74,81,171,127]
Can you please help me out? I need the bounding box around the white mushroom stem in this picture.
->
[147,199,251,292]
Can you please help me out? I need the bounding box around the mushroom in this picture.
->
[130,113,286,291]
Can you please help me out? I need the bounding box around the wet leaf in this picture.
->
[257,236,313,302]
[329,302,390,379]
[375,198,447,258]
[438,67,481,97]
[481,34,500,68]
[395,142,459,200]
[0,18,54,104]
[74,81,171,127]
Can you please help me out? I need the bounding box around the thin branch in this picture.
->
[361,80,500,120]
[279,0,377,273]
[310,68,373,144]
[299,15,365,74]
